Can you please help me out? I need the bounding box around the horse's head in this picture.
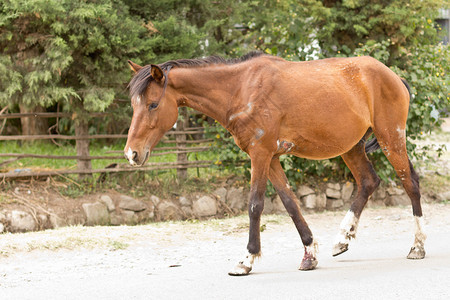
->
[124,61,179,166]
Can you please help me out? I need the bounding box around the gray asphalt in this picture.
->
[1,204,450,300]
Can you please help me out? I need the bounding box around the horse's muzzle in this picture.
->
[124,147,149,166]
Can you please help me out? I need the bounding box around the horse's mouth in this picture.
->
[140,151,150,166]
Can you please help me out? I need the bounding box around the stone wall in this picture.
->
[0,182,448,234]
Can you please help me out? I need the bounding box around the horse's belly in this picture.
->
[289,140,351,160]
[278,115,369,159]
[278,92,371,159]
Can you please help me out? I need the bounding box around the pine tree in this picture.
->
[0,0,154,115]
[0,0,153,170]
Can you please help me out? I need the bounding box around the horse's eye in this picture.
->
[149,102,158,111]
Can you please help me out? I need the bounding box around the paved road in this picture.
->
[1,203,450,299]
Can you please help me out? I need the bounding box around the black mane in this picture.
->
[128,51,266,100]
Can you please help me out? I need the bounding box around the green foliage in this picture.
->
[354,40,449,181]
[237,0,444,61]
[312,0,443,60]
[354,40,449,138]
[393,44,449,137]
[123,0,247,60]
[203,120,250,174]
[0,0,248,114]
[0,0,151,114]
[0,0,448,186]
[231,0,325,60]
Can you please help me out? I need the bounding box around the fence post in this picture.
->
[19,104,48,136]
[176,107,188,181]
[75,117,92,176]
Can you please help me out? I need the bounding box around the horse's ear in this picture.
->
[128,60,142,73]
[151,64,164,82]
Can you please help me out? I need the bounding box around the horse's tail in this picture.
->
[365,138,380,153]
[365,78,411,154]
[400,78,411,96]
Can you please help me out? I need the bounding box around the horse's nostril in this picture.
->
[132,151,138,161]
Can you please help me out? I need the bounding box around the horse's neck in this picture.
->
[170,66,240,126]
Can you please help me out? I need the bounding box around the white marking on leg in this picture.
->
[396,126,406,139]
[413,216,427,249]
[241,252,257,268]
[305,238,319,257]
[229,252,259,275]
[300,238,319,270]
[340,210,359,235]
[334,210,359,245]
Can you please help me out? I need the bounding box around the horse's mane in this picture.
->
[128,51,266,99]
[158,51,265,70]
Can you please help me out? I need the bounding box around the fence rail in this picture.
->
[0,112,107,119]
[0,161,216,179]
[0,108,222,180]
[0,130,206,141]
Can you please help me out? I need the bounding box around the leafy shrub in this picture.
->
[203,120,250,175]
[353,41,449,181]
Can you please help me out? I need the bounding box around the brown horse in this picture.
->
[124,52,426,275]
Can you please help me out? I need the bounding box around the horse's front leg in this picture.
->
[228,151,271,276]
[269,157,318,270]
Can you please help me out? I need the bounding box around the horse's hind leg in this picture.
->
[333,139,380,256]
[374,128,426,259]
[269,157,318,270]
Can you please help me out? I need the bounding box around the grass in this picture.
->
[0,140,128,170]
[420,173,450,194]
[0,139,244,201]
[0,137,248,200]
[0,193,15,205]
[0,139,232,176]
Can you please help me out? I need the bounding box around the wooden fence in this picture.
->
[0,107,220,180]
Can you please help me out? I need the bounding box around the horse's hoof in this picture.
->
[332,242,349,257]
[299,256,318,271]
[228,262,252,276]
[407,246,425,260]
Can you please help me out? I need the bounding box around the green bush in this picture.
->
[355,41,449,181]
